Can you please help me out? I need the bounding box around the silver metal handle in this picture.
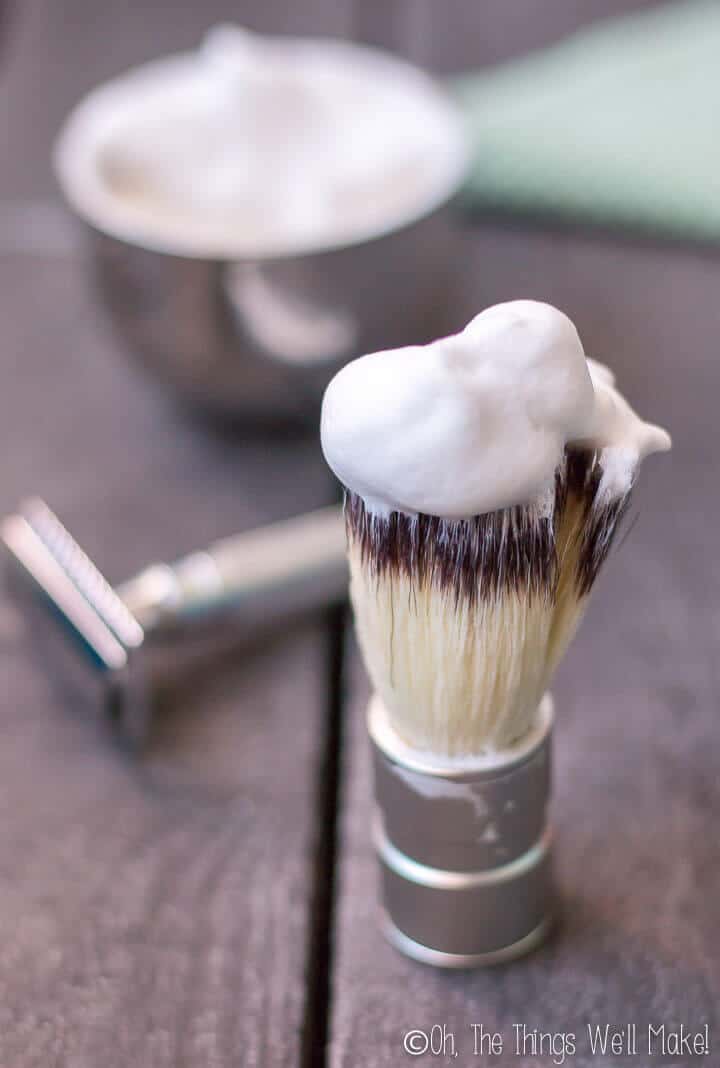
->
[370,695,554,968]
[117,505,348,633]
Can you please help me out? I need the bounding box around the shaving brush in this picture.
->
[346,492,556,755]
[346,442,633,757]
[322,300,670,966]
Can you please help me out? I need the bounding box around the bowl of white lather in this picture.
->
[54,26,468,424]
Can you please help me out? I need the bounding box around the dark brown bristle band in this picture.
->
[560,448,634,595]
[345,447,632,604]
[346,491,555,605]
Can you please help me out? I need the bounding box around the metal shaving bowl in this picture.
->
[53,43,468,426]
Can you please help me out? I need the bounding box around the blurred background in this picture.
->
[0,0,672,209]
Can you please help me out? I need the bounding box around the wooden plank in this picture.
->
[330,226,720,1066]
[0,245,336,1066]
[0,2,347,1062]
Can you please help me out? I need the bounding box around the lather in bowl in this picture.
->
[54,31,468,425]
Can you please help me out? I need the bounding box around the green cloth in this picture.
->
[454,0,720,241]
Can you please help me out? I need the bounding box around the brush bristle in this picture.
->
[346,447,631,756]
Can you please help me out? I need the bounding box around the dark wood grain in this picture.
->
[0,252,337,1068]
[0,3,342,1064]
[330,227,720,1066]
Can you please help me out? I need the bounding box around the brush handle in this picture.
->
[117,505,348,633]
[369,695,554,968]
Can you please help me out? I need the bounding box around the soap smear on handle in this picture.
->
[321,300,671,520]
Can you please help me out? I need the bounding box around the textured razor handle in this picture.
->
[118,505,348,631]
[369,696,554,968]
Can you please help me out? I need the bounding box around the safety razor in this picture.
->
[2,498,347,743]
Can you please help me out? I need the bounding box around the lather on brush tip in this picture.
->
[321,299,670,965]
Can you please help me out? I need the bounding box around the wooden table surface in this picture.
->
[0,3,717,1066]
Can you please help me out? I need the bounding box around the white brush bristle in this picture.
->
[350,544,555,754]
[346,448,632,758]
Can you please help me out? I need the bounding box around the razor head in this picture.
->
[2,499,150,745]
